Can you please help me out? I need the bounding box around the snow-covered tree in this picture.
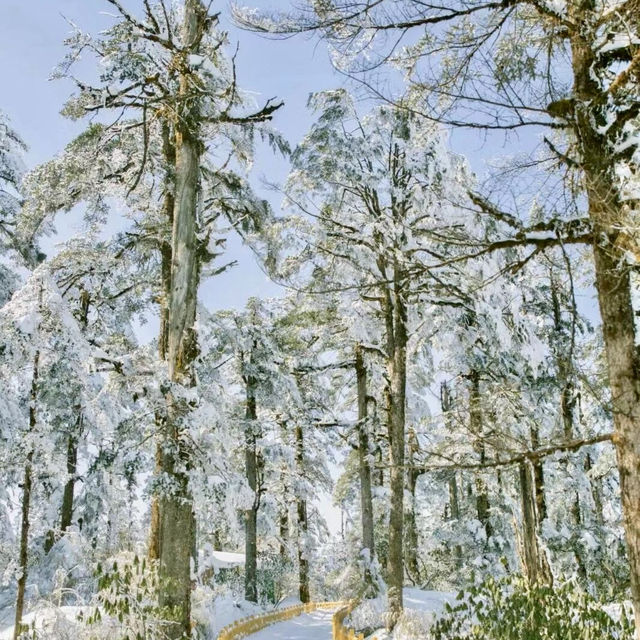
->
[0,110,28,304]
[283,89,474,619]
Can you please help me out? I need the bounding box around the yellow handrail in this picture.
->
[217,600,347,640]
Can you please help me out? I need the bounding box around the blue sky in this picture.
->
[0,0,343,315]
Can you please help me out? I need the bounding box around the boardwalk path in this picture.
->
[243,608,334,640]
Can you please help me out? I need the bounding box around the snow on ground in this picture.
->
[0,589,448,640]
[0,592,264,640]
[350,587,455,640]
[243,609,335,640]
[402,588,454,616]
[193,590,265,639]
[0,606,88,640]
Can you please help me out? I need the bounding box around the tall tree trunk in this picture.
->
[386,274,408,625]
[404,428,420,585]
[355,345,377,595]
[592,241,640,631]
[279,508,288,557]
[158,2,205,635]
[148,438,162,561]
[570,25,640,635]
[469,372,492,542]
[441,383,463,567]
[448,472,463,568]
[43,291,89,555]
[294,422,310,603]
[278,420,289,557]
[14,349,40,640]
[529,424,547,525]
[58,290,89,541]
[59,427,79,534]
[244,375,258,603]
[518,461,553,586]
[149,123,176,563]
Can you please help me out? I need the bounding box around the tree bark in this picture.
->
[279,508,288,557]
[58,290,88,540]
[278,419,289,558]
[592,240,640,631]
[158,2,205,635]
[60,428,79,535]
[448,472,463,568]
[385,268,408,625]
[355,345,377,595]
[404,428,420,585]
[149,126,175,562]
[14,349,39,640]
[469,372,492,542]
[244,375,259,603]
[529,424,547,525]
[441,383,463,567]
[570,22,640,634]
[294,422,310,603]
[518,461,553,586]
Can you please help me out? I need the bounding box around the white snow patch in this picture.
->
[0,606,88,640]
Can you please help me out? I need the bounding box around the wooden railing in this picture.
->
[332,600,377,640]
[217,600,345,640]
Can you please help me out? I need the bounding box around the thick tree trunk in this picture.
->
[355,345,377,594]
[518,461,552,586]
[158,2,205,636]
[570,25,640,634]
[278,420,289,557]
[279,508,288,557]
[44,292,88,555]
[294,422,310,603]
[244,376,259,603]
[149,133,174,562]
[592,240,640,632]
[441,383,462,567]
[148,438,162,561]
[14,349,39,640]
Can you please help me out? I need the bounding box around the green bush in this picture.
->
[79,553,168,639]
[432,574,634,640]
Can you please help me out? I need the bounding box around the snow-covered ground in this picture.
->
[193,590,265,639]
[0,589,448,640]
[243,609,335,640]
[349,588,455,640]
[0,606,88,640]
[0,591,264,640]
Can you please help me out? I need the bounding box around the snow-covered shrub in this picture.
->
[348,590,453,639]
[431,574,634,640]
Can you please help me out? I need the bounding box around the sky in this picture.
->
[0,0,344,316]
